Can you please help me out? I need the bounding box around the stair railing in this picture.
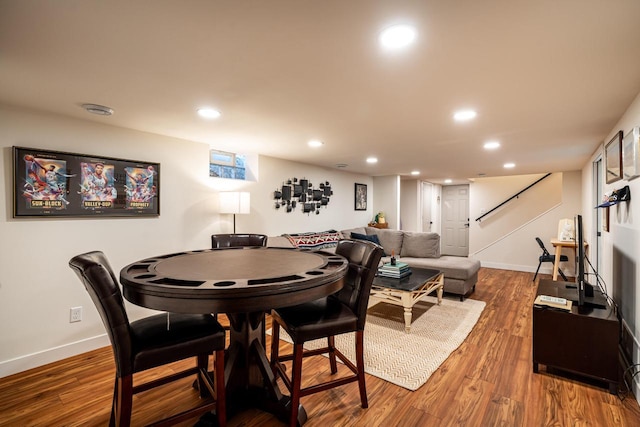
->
[475,173,552,222]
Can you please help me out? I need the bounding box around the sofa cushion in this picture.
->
[340,227,367,239]
[350,232,381,245]
[396,256,480,281]
[365,227,403,257]
[400,232,440,258]
[283,230,341,250]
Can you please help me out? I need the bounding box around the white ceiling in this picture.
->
[2,1,640,183]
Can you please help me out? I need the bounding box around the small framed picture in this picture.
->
[605,131,623,184]
[354,183,367,210]
[622,127,640,181]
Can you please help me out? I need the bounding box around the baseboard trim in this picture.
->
[480,261,550,274]
[0,334,109,379]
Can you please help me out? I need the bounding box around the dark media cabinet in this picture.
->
[532,279,619,394]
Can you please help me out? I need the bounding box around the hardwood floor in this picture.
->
[1,268,639,426]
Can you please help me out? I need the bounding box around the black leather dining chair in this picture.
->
[69,251,226,427]
[533,237,568,281]
[211,233,267,249]
[211,233,268,329]
[269,239,384,427]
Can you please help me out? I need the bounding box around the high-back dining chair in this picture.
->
[69,251,226,427]
[269,239,384,427]
[211,233,267,249]
[533,237,569,281]
[211,233,268,329]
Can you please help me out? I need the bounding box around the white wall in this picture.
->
[469,172,582,274]
[585,91,640,399]
[237,156,374,236]
[0,105,231,376]
[0,105,376,377]
[372,175,400,229]
[400,179,419,231]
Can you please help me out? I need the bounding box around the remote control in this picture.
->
[539,295,567,305]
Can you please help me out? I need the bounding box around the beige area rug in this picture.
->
[269,296,486,391]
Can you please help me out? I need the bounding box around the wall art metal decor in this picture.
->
[13,146,160,217]
[273,177,332,214]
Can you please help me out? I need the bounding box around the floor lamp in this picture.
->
[219,191,251,233]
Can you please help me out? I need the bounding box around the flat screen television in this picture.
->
[574,214,607,309]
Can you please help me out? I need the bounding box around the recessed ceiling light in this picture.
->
[453,109,477,122]
[484,141,500,150]
[444,179,453,184]
[379,24,417,49]
[197,108,221,119]
[308,139,324,148]
[504,162,516,169]
[82,103,114,116]
[411,170,420,176]
[366,157,378,164]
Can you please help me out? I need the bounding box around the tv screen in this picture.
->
[574,214,606,309]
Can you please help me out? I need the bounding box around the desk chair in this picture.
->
[211,233,267,249]
[69,251,226,427]
[534,237,568,282]
[269,239,384,427]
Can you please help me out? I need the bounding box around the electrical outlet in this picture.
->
[70,306,82,323]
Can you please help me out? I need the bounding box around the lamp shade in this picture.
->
[219,191,251,214]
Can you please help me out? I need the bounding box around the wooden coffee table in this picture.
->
[371,267,444,333]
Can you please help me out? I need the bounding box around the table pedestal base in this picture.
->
[198,311,307,426]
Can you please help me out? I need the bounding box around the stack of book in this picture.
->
[378,261,411,279]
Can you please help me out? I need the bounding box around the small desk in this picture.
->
[550,238,587,281]
[120,247,348,426]
[371,268,443,333]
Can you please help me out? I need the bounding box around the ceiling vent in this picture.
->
[82,103,114,116]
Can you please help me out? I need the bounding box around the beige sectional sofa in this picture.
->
[268,227,481,301]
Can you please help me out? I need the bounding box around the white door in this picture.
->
[421,182,433,232]
[442,185,469,256]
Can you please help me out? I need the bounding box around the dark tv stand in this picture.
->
[533,279,619,394]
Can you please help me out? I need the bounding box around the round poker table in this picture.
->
[120,246,348,426]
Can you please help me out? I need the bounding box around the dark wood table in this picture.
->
[120,247,348,426]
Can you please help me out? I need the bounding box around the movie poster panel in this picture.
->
[13,147,160,217]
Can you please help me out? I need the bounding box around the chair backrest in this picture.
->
[69,251,133,376]
[211,233,268,249]
[334,239,384,330]
[535,237,550,256]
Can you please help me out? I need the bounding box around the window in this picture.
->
[209,150,246,180]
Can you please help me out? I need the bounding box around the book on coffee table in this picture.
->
[378,261,411,278]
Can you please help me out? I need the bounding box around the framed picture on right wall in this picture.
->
[605,131,623,184]
[622,126,640,181]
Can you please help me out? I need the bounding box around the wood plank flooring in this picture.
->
[1,268,639,426]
